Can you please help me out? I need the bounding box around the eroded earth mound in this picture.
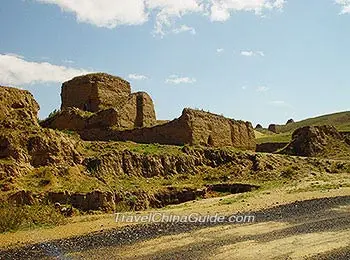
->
[0,86,81,178]
[280,125,350,157]
[42,73,256,149]
[82,108,256,150]
[46,73,157,130]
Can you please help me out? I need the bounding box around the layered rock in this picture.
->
[81,109,256,150]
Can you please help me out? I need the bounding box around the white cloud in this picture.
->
[209,0,286,22]
[335,0,350,14]
[148,0,204,36]
[172,25,196,35]
[256,86,269,92]
[35,0,285,36]
[241,51,254,57]
[36,0,148,28]
[128,74,148,80]
[216,48,224,53]
[36,0,202,36]
[0,53,90,86]
[165,75,197,84]
[241,50,265,57]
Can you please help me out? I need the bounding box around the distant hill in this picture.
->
[256,111,350,144]
[274,111,350,134]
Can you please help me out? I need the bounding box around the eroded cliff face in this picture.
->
[280,125,350,157]
[185,109,256,149]
[61,73,131,113]
[57,73,157,129]
[42,73,255,149]
[119,92,156,128]
[3,85,350,214]
[7,142,346,212]
[0,86,82,178]
[80,109,256,150]
[0,86,40,129]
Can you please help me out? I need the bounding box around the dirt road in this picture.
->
[1,195,349,259]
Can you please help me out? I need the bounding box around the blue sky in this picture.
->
[1,0,350,127]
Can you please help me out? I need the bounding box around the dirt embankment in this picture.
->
[280,125,350,158]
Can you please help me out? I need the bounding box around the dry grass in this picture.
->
[0,203,66,233]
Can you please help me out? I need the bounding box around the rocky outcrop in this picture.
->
[48,191,115,212]
[81,145,276,179]
[0,86,82,179]
[268,124,278,133]
[255,124,263,129]
[61,73,131,112]
[81,109,256,150]
[43,74,253,149]
[119,92,156,128]
[0,86,40,129]
[8,190,36,205]
[58,73,156,129]
[40,108,90,131]
[286,119,295,125]
[280,125,346,157]
[0,128,82,168]
[40,107,118,131]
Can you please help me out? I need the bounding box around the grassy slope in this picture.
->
[275,111,350,133]
[256,111,350,144]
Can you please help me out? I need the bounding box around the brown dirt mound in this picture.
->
[58,73,156,129]
[0,86,40,129]
[0,86,82,179]
[280,125,349,157]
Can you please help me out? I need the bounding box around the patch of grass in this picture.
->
[0,203,66,233]
[82,141,184,157]
[14,166,108,193]
[256,132,292,144]
[280,166,298,179]
[255,111,350,144]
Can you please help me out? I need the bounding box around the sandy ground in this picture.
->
[1,175,350,259]
[67,196,350,260]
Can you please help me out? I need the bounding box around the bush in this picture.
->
[280,166,296,179]
[0,203,66,233]
[47,109,60,120]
